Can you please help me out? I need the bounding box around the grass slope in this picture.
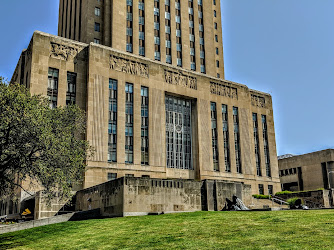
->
[1,210,334,249]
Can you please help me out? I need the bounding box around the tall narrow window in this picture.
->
[95,7,100,16]
[268,185,273,196]
[258,184,264,195]
[189,0,196,71]
[154,0,160,60]
[141,87,149,165]
[233,107,242,173]
[126,0,133,53]
[47,68,58,109]
[175,0,182,67]
[211,102,219,171]
[66,72,76,105]
[198,1,205,73]
[262,115,271,177]
[165,0,172,64]
[222,104,230,172]
[165,95,192,169]
[95,22,100,32]
[139,0,145,56]
[108,79,117,163]
[125,83,134,164]
[253,113,261,176]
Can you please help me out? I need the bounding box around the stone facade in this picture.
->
[278,149,334,191]
[9,31,281,199]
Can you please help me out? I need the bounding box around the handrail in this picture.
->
[270,197,289,205]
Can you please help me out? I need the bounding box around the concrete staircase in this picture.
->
[248,197,289,210]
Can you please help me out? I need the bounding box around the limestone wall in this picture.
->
[123,177,202,215]
[75,178,124,217]
[75,177,252,216]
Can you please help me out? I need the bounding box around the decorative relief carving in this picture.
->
[164,70,197,90]
[50,42,78,61]
[109,55,149,78]
[210,82,238,99]
[251,94,266,108]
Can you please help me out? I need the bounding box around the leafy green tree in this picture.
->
[0,78,93,201]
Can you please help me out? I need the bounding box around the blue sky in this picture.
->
[0,0,333,156]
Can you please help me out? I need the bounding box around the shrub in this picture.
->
[287,197,301,207]
[252,194,270,199]
[275,191,292,195]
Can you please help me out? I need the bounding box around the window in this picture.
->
[94,22,100,32]
[108,173,117,181]
[125,83,134,164]
[216,47,219,55]
[214,22,217,29]
[268,185,273,196]
[154,0,161,61]
[216,60,219,68]
[222,105,230,172]
[108,79,117,163]
[165,0,171,64]
[253,113,261,176]
[66,72,76,105]
[258,184,264,195]
[217,73,220,78]
[139,0,145,56]
[200,65,205,73]
[47,68,58,109]
[125,174,134,177]
[213,0,216,5]
[211,102,219,171]
[94,38,100,44]
[139,46,145,56]
[215,35,218,42]
[95,7,100,16]
[141,87,149,165]
[262,115,271,177]
[127,0,133,53]
[166,95,192,170]
[233,107,242,173]
[213,10,216,17]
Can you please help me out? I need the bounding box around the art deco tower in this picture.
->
[58,0,225,78]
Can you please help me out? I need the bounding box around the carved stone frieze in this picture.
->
[210,82,238,99]
[50,42,78,61]
[251,94,266,108]
[109,55,149,78]
[164,70,197,90]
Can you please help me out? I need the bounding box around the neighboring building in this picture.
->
[1,0,281,217]
[278,149,334,191]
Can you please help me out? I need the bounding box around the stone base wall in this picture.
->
[202,180,252,211]
[75,177,251,216]
[34,192,74,220]
[123,178,202,215]
[75,178,124,217]
[276,190,333,208]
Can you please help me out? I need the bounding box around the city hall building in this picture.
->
[4,0,281,217]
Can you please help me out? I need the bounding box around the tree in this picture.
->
[0,78,93,201]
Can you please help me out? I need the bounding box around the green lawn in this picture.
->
[1,210,334,249]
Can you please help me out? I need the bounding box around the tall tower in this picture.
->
[58,0,225,78]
